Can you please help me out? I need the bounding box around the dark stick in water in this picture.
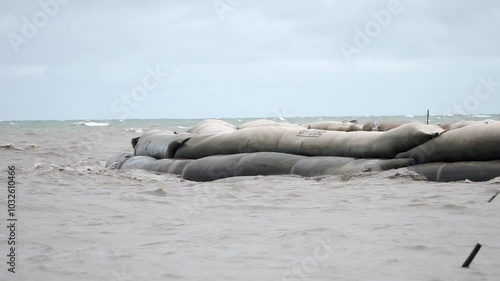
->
[462,243,482,268]
[487,191,499,203]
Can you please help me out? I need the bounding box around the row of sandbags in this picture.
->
[134,122,444,160]
[133,120,500,164]
[113,119,500,182]
[106,152,414,181]
[186,119,496,134]
[105,151,500,182]
[186,119,391,133]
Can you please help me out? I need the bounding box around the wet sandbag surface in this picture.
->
[292,157,415,177]
[235,152,303,177]
[134,130,193,159]
[181,153,303,181]
[408,161,500,182]
[181,154,244,181]
[396,122,500,163]
[105,153,133,169]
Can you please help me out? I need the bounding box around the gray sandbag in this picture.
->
[239,119,303,129]
[396,122,500,163]
[181,154,245,182]
[165,159,192,175]
[105,153,168,171]
[187,119,237,134]
[235,152,304,176]
[142,158,176,173]
[277,122,443,158]
[174,122,444,159]
[105,153,133,169]
[120,155,158,169]
[105,153,191,175]
[307,121,362,132]
[408,161,500,182]
[174,126,286,159]
[362,122,402,131]
[440,119,495,131]
[141,158,192,175]
[291,157,414,177]
[134,130,192,159]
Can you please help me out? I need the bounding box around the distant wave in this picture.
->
[405,115,414,118]
[74,122,109,127]
[175,126,188,129]
[124,128,144,133]
[1,144,22,150]
[472,114,490,118]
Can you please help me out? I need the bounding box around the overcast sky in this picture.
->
[1,0,499,120]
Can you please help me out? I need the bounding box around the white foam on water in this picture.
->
[124,128,144,133]
[472,114,491,118]
[74,121,110,127]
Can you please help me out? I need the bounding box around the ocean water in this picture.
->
[1,115,500,281]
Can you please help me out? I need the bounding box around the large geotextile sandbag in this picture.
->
[134,130,193,159]
[105,152,191,175]
[174,126,287,159]
[408,161,500,182]
[181,152,304,181]
[181,154,245,181]
[440,120,495,131]
[235,152,303,176]
[291,157,415,177]
[187,119,237,134]
[163,159,192,175]
[174,122,443,159]
[396,123,500,163]
[306,121,362,132]
[106,152,415,181]
[143,158,192,175]
[104,152,161,171]
[105,153,133,169]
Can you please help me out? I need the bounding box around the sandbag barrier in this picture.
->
[134,122,444,160]
[106,152,416,182]
[106,119,500,182]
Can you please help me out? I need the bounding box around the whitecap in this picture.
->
[124,128,144,133]
[75,122,109,127]
[1,144,22,150]
[405,115,414,118]
[472,114,490,118]
[175,126,188,129]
